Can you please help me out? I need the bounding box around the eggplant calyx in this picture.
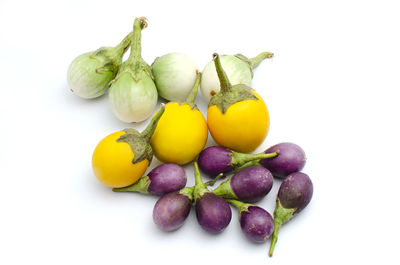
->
[212,178,237,200]
[209,53,258,114]
[112,175,151,194]
[117,105,165,164]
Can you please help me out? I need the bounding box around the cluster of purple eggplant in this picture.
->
[114,142,313,257]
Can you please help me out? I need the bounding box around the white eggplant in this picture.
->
[200,52,273,102]
[67,32,132,99]
[108,17,158,123]
[151,53,198,102]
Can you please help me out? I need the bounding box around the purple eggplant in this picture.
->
[269,172,313,257]
[113,163,187,196]
[212,166,273,203]
[198,146,279,178]
[193,162,232,234]
[152,187,193,232]
[227,199,274,243]
[259,142,306,179]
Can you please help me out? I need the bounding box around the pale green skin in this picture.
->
[152,53,198,102]
[200,55,252,102]
[109,71,158,123]
[67,52,114,99]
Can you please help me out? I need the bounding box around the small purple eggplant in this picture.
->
[269,172,313,257]
[152,187,193,232]
[113,163,187,196]
[193,162,232,234]
[259,142,306,179]
[227,199,274,243]
[212,166,273,203]
[198,146,279,178]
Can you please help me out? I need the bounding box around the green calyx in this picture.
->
[181,71,202,109]
[225,199,254,220]
[193,162,212,203]
[112,175,151,194]
[212,177,237,200]
[269,198,296,257]
[92,31,133,75]
[110,17,153,85]
[209,53,258,114]
[117,104,165,164]
[179,186,195,201]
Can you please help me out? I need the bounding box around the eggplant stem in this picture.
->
[141,104,165,140]
[128,17,147,68]
[268,219,282,257]
[250,52,274,69]
[213,53,232,93]
[184,71,202,106]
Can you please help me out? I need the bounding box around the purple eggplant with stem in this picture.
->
[152,171,224,232]
[113,163,187,196]
[193,162,232,234]
[212,165,274,203]
[198,146,279,178]
[226,199,274,243]
[259,142,306,179]
[269,172,313,257]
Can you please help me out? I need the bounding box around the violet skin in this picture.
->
[269,172,313,257]
[241,206,274,243]
[198,146,279,178]
[193,162,232,234]
[213,166,273,203]
[198,146,234,177]
[278,172,313,213]
[195,192,232,234]
[147,164,187,196]
[113,163,187,196]
[153,190,192,232]
[259,142,306,179]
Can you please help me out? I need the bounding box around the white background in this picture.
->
[1,0,399,264]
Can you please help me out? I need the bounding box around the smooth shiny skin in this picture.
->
[207,90,269,153]
[92,131,149,188]
[151,102,208,165]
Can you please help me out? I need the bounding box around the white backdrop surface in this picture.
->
[0,0,399,264]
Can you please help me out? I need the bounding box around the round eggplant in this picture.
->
[259,142,306,179]
[227,199,274,243]
[152,187,193,232]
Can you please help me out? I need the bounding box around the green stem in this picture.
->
[268,219,282,257]
[194,162,204,186]
[193,162,209,202]
[128,17,148,67]
[231,151,279,168]
[250,52,274,69]
[230,160,262,175]
[112,32,133,58]
[204,173,225,187]
[183,71,202,106]
[141,104,165,140]
[112,175,151,194]
[269,198,296,257]
[213,53,232,93]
